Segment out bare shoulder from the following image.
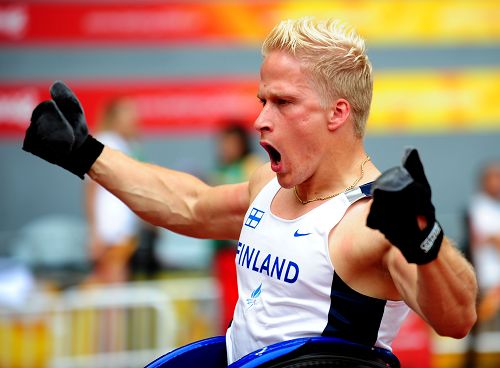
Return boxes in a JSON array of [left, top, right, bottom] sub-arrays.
[[329, 197, 401, 300], [332, 198, 390, 265], [248, 162, 275, 201]]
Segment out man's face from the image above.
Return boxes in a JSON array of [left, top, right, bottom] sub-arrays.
[[255, 50, 331, 188], [219, 132, 244, 165]]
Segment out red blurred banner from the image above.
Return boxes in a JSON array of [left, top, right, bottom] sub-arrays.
[[0, 2, 270, 45], [0, 79, 261, 138]]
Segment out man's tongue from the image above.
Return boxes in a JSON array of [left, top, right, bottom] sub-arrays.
[[268, 145, 282, 172]]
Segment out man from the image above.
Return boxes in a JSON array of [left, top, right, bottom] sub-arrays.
[[23, 17, 476, 365], [469, 162, 500, 321]]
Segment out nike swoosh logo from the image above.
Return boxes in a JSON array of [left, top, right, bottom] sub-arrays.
[[294, 230, 312, 237]]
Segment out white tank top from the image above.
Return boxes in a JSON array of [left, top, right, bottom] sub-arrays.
[[226, 178, 409, 364]]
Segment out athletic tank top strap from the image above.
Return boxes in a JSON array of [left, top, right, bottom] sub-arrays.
[[345, 182, 372, 204]]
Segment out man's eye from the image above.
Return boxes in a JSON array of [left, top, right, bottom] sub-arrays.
[[277, 99, 289, 105], [259, 99, 266, 106]]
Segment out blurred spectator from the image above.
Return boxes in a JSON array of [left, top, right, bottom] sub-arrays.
[[213, 124, 262, 185], [469, 161, 500, 322], [211, 123, 262, 332], [463, 161, 500, 368], [84, 97, 141, 284]]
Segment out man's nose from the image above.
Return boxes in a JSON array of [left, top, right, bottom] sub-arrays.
[[254, 105, 273, 133]]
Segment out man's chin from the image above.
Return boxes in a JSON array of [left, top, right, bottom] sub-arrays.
[[275, 173, 295, 190]]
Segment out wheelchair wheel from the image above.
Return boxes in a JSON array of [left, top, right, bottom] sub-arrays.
[[261, 353, 393, 368]]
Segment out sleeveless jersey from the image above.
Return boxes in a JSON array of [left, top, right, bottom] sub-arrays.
[[226, 178, 409, 364]]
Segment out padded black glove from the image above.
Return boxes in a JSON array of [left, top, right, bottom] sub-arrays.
[[23, 81, 104, 179], [367, 148, 443, 264]]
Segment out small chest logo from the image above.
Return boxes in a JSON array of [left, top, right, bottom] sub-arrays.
[[245, 207, 265, 229], [294, 229, 311, 237], [246, 283, 262, 309]]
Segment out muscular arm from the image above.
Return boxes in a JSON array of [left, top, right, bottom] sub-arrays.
[[21, 81, 253, 240], [88, 146, 250, 240], [367, 148, 477, 337], [385, 238, 477, 338]]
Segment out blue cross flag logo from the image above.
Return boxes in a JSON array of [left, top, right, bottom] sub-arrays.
[[245, 207, 265, 229]]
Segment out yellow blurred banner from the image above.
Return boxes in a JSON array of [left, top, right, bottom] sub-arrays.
[[369, 68, 500, 133], [279, 0, 499, 44]]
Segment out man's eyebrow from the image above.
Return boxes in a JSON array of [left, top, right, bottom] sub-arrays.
[[257, 91, 296, 100]]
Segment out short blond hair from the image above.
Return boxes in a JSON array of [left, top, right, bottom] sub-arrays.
[[262, 17, 373, 137]]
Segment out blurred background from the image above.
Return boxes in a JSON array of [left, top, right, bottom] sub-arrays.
[[0, 1, 499, 367]]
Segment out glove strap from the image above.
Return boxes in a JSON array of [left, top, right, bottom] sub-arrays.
[[416, 221, 444, 265]]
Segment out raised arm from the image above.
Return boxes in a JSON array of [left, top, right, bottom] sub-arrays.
[[368, 148, 477, 338], [89, 147, 249, 240], [23, 81, 249, 241]]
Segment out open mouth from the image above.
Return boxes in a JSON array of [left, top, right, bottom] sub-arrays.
[[261, 142, 281, 165]]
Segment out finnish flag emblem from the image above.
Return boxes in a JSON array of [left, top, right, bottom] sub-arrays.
[[245, 207, 265, 229]]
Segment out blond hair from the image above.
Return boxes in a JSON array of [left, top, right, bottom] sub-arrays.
[[262, 17, 373, 137]]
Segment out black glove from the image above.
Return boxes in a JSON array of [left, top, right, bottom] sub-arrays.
[[367, 148, 443, 264], [22, 81, 104, 179]]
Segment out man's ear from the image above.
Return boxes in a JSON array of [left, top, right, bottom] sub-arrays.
[[327, 98, 350, 131]]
